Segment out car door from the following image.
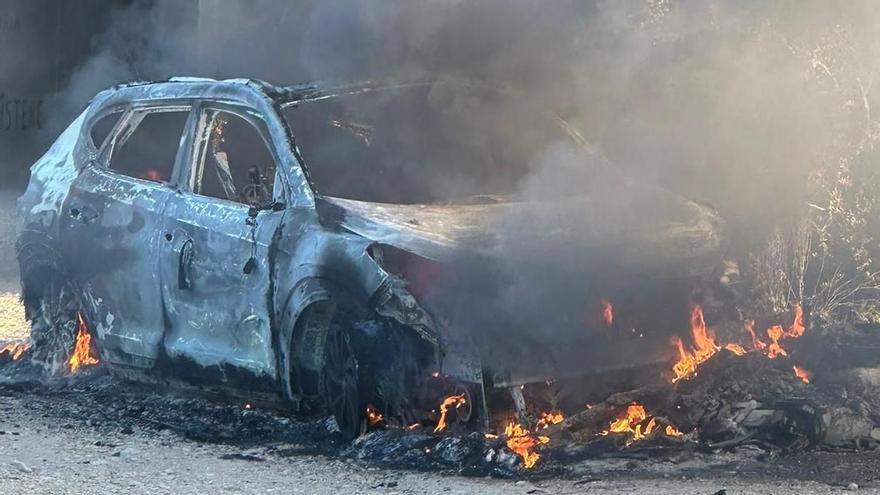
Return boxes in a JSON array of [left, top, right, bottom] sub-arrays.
[[60, 104, 195, 367], [158, 102, 283, 378]]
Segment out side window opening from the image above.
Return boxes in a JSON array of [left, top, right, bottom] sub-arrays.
[[89, 110, 123, 151], [194, 109, 276, 206], [107, 108, 190, 183]]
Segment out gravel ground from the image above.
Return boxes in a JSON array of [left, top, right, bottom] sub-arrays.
[[0, 191, 874, 494]]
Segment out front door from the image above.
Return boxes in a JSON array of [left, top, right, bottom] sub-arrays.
[[159, 104, 282, 378], [61, 105, 193, 367]]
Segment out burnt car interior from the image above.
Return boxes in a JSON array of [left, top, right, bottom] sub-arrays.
[[195, 108, 276, 207], [284, 85, 575, 204], [104, 108, 190, 184]]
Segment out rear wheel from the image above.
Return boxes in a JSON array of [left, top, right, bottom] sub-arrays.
[[24, 272, 81, 373]]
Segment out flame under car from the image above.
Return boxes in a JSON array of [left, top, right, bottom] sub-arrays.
[[15, 78, 728, 438]]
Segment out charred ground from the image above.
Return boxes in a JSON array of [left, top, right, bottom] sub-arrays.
[[1, 359, 880, 492]]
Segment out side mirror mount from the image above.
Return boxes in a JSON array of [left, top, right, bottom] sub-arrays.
[[248, 201, 285, 217], [246, 201, 284, 226]]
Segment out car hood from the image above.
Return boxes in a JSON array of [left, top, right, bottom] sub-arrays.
[[318, 182, 729, 279]]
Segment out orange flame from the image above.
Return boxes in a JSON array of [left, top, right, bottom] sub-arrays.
[[600, 403, 683, 446], [793, 365, 812, 384], [0, 341, 30, 361], [744, 304, 807, 359], [671, 305, 720, 383], [786, 304, 806, 339], [724, 343, 747, 356], [600, 298, 614, 326], [766, 325, 788, 359], [601, 404, 655, 444], [68, 313, 99, 373], [673, 304, 810, 382], [743, 319, 768, 351], [433, 394, 466, 433], [366, 404, 384, 426], [503, 422, 549, 469], [536, 411, 565, 430], [664, 424, 683, 437]]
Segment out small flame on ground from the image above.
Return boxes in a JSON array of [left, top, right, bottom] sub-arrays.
[[600, 404, 656, 444], [766, 325, 789, 358], [504, 422, 549, 469], [0, 341, 30, 361], [745, 303, 807, 359], [671, 305, 720, 383], [68, 313, 99, 373], [744, 319, 768, 351], [535, 411, 565, 430], [793, 365, 813, 384], [664, 424, 683, 437], [724, 343, 747, 356], [433, 394, 466, 433], [787, 304, 806, 338], [366, 404, 384, 426], [600, 298, 614, 326], [600, 403, 684, 446]]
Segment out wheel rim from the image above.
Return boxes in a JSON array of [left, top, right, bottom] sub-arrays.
[[323, 327, 361, 439]]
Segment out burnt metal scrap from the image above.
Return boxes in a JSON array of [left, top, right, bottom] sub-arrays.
[[14, 76, 728, 438]]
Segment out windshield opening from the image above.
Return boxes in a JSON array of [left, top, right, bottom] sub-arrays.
[[282, 84, 577, 204]]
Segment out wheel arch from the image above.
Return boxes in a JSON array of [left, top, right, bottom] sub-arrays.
[[276, 276, 359, 404]]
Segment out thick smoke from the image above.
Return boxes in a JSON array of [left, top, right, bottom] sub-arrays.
[[32, 0, 880, 362], [47, 0, 880, 231]]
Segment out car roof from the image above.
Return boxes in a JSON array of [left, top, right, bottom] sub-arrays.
[[93, 76, 514, 109]]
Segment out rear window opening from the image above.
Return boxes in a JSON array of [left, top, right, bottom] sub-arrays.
[[89, 110, 123, 150], [282, 84, 578, 204], [107, 108, 190, 183]]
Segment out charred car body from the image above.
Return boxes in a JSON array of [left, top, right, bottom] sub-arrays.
[[16, 78, 728, 437]]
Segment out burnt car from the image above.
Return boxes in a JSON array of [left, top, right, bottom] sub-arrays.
[[16, 78, 727, 437]]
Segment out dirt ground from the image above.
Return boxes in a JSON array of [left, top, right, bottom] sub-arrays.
[[0, 191, 875, 494]]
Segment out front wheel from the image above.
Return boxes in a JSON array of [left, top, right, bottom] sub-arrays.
[[321, 321, 365, 440]]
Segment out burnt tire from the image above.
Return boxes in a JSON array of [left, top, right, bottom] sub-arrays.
[[287, 300, 367, 440], [24, 271, 81, 373], [321, 319, 366, 440]]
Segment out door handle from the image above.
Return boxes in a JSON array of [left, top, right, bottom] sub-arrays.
[[178, 238, 194, 290]]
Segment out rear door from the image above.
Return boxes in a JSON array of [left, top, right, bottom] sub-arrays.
[[158, 102, 283, 378], [61, 104, 194, 367]]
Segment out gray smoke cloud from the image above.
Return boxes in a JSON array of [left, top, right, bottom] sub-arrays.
[[46, 0, 880, 235], [23, 0, 880, 363]]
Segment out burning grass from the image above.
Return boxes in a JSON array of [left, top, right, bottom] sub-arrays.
[[672, 303, 809, 383]]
